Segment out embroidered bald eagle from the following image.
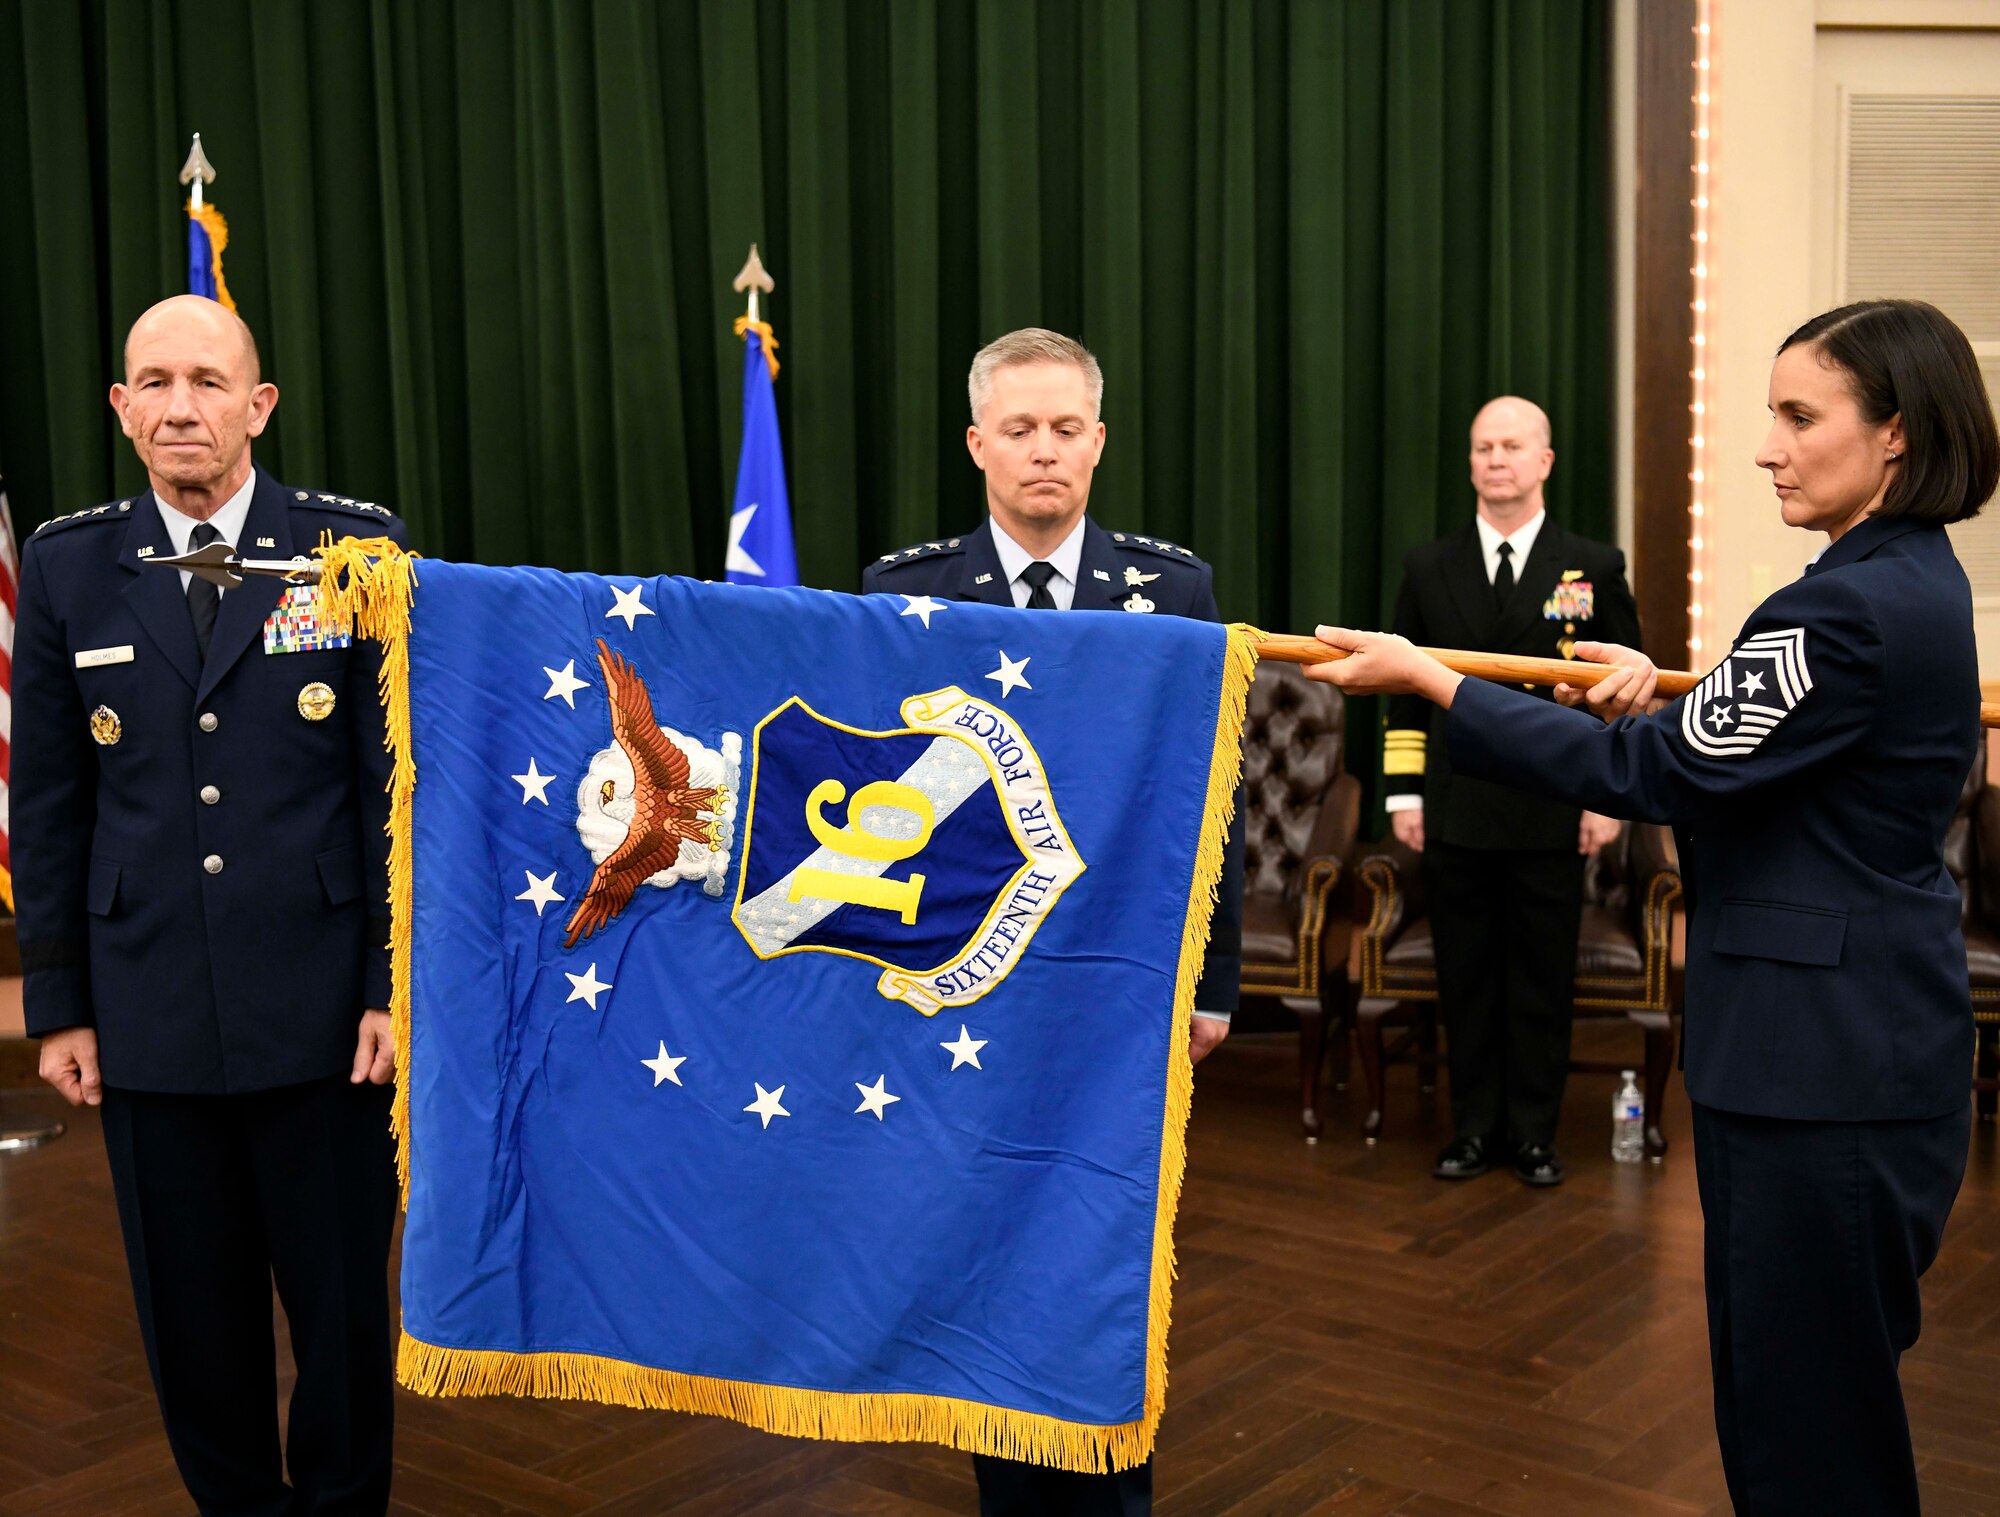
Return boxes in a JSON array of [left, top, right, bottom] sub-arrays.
[[565, 638, 729, 947]]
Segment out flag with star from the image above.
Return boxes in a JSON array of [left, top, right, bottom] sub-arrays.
[[724, 317, 796, 587], [319, 543, 1251, 1474]]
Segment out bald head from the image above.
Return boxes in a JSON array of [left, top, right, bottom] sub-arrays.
[[123, 295, 261, 386], [111, 295, 278, 513], [1468, 394, 1555, 521]]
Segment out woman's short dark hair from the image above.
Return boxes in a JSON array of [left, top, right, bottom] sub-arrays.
[[1778, 299, 1999, 524]]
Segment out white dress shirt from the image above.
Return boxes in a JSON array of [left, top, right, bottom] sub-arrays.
[[1387, 508, 1548, 816], [156, 472, 257, 593], [988, 514, 1086, 609]]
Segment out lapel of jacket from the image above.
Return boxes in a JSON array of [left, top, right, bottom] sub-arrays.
[[954, 520, 1016, 606], [196, 469, 295, 705], [1441, 522, 1499, 643], [118, 493, 203, 691], [1070, 517, 1124, 611], [1491, 517, 1567, 650]]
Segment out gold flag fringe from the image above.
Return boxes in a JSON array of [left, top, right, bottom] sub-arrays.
[[187, 201, 238, 314], [307, 535, 1255, 1472], [733, 314, 781, 379], [313, 534, 420, 1193]]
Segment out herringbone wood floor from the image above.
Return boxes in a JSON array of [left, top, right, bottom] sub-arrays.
[[6, 1027, 2000, 1516]]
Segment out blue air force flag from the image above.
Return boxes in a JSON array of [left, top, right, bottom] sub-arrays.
[[724, 321, 797, 586], [334, 550, 1250, 1471]]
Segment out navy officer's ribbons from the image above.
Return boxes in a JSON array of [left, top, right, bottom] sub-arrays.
[[317, 542, 1252, 1472]]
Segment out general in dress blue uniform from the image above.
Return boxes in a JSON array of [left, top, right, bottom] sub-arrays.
[[16, 296, 409, 1516], [865, 328, 1242, 1517], [1311, 299, 2000, 1516]]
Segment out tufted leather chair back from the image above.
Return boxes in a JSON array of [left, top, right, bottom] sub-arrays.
[[1944, 738, 1990, 926], [1240, 663, 1346, 902]]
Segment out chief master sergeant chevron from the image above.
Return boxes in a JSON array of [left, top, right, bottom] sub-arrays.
[[864, 327, 1244, 1517], [15, 295, 409, 1516]]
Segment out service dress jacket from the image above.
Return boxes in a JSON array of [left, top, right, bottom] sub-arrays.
[[13, 468, 409, 1094], [861, 517, 1244, 1008], [1446, 515, 1979, 1121], [1384, 518, 1644, 851]]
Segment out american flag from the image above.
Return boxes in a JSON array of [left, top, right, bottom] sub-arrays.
[[0, 476, 15, 912]]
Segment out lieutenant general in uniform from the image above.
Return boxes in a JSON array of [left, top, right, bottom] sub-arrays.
[[17, 295, 409, 1516], [864, 327, 1243, 1517], [1310, 298, 1998, 1516]]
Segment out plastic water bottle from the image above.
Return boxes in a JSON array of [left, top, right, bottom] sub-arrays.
[[1612, 1071, 1646, 1164]]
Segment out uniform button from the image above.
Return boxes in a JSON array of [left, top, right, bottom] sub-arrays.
[[200, 785, 221, 805], [199, 712, 219, 732], [203, 855, 224, 875]]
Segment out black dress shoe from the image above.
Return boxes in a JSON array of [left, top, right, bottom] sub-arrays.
[[1433, 1135, 1489, 1180], [1514, 1143, 1566, 1187]]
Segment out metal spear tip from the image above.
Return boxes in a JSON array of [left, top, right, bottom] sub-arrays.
[[178, 133, 217, 187], [149, 542, 322, 589], [732, 243, 774, 295]]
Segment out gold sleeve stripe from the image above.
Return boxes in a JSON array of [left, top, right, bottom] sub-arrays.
[[1382, 752, 1427, 775]]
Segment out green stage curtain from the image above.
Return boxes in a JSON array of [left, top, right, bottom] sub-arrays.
[[0, 0, 1607, 796]]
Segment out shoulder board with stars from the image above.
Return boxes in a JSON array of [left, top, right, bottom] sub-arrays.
[[876, 536, 966, 566], [32, 499, 134, 536], [292, 489, 395, 520], [1108, 531, 1203, 565]]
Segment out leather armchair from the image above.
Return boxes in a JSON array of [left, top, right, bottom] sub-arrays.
[[1236, 662, 1360, 1140], [1351, 820, 1683, 1157], [1944, 742, 2000, 1112]]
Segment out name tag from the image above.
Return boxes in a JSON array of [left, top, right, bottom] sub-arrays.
[[75, 646, 135, 669]]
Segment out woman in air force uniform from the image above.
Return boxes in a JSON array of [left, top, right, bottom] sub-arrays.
[[1308, 299, 2000, 1517]]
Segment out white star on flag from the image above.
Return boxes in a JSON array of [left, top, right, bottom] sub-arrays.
[[642, 1042, 686, 1087], [512, 758, 554, 804], [899, 594, 947, 629], [942, 1025, 987, 1070], [565, 962, 612, 1010], [744, 1082, 790, 1128], [606, 583, 656, 630], [543, 660, 588, 708], [726, 504, 765, 577], [854, 1075, 902, 1119], [516, 870, 564, 916], [984, 651, 1032, 699]]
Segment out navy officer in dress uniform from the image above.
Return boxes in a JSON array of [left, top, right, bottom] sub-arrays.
[[17, 294, 409, 1516], [1308, 298, 1999, 1517], [863, 327, 1243, 1517]]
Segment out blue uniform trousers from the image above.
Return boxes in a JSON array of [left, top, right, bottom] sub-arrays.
[[1693, 1101, 1968, 1516], [974, 1453, 1152, 1516], [100, 1077, 398, 1516]]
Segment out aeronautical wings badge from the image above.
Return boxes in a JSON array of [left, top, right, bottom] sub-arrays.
[[1681, 626, 1812, 759], [732, 686, 1086, 1015]]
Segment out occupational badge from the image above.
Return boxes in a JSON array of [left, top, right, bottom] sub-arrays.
[[567, 639, 742, 935], [733, 684, 1085, 1016], [263, 580, 354, 654], [89, 705, 122, 746], [1682, 626, 1812, 759], [297, 682, 338, 722], [1122, 592, 1155, 613]]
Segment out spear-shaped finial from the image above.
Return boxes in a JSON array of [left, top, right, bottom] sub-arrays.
[[733, 243, 774, 324], [179, 133, 216, 208]]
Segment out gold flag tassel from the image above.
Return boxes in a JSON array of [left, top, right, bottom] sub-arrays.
[[313, 533, 420, 1192]]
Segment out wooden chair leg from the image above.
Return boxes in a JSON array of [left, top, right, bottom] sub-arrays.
[[1643, 1018, 1675, 1160], [1297, 1003, 1326, 1143], [1322, 970, 1351, 1094], [1978, 1022, 1999, 1120], [1356, 996, 1392, 1145]]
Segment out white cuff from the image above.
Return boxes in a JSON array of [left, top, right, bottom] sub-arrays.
[[1384, 794, 1424, 813], [1192, 1009, 1231, 1025]]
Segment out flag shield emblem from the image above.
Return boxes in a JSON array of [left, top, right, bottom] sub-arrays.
[[1681, 626, 1813, 758], [734, 686, 1085, 1014]]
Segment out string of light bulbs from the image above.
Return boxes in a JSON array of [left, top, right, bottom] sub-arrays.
[[1687, 1, 1714, 661]]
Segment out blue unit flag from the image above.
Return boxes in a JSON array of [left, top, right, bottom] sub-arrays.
[[725, 320, 797, 586], [319, 545, 1252, 1470]]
